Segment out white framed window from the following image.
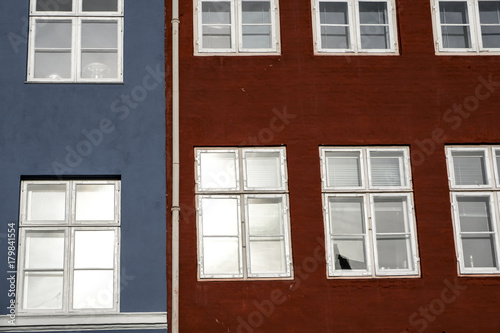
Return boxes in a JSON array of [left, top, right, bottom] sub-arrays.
[[312, 0, 399, 54], [446, 146, 500, 274], [194, 0, 281, 55], [27, 0, 123, 82], [320, 147, 420, 278], [195, 147, 293, 279], [432, 0, 500, 54], [16, 180, 120, 313]]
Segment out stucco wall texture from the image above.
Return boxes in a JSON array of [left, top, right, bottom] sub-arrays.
[[168, 0, 500, 332]]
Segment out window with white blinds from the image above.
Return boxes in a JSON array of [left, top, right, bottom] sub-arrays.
[[320, 147, 420, 278], [446, 146, 500, 274], [195, 147, 293, 279]]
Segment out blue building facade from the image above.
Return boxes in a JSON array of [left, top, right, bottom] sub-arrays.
[[0, 0, 167, 332]]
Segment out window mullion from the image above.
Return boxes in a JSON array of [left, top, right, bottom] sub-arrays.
[[241, 194, 248, 279]]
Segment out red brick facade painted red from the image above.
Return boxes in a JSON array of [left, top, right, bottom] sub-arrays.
[[167, 0, 500, 331]]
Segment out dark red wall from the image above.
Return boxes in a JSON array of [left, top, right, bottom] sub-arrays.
[[167, 0, 500, 331]]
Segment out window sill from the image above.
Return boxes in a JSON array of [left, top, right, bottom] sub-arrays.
[[435, 50, 500, 56], [313, 50, 400, 56], [194, 51, 281, 57], [25, 80, 125, 85], [0, 312, 167, 332]]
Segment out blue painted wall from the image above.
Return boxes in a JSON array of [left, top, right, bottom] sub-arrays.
[[0, 0, 167, 325]]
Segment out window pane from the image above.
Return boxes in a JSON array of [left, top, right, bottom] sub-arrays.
[[360, 25, 389, 49], [202, 26, 232, 48], [81, 51, 118, 79], [376, 236, 412, 270], [82, 0, 118, 12], [321, 26, 350, 49], [248, 240, 285, 274], [242, 25, 272, 48], [74, 230, 115, 269], [34, 52, 72, 79], [440, 1, 469, 24], [202, 2, 231, 24], [479, 1, 500, 23], [203, 238, 240, 275], [23, 272, 63, 310], [329, 197, 365, 234], [452, 151, 487, 185], [326, 151, 361, 187], [248, 197, 283, 236], [480, 26, 500, 48], [242, 1, 271, 23], [442, 25, 472, 48], [373, 197, 408, 233], [200, 152, 237, 189], [333, 238, 367, 269], [35, 21, 72, 49], [320, 2, 349, 24], [36, 0, 72, 11], [245, 152, 282, 188], [496, 150, 500, 181], [457, 197, 493, 232], [359, 2, 387, 24], [75, 184, 115, 221], [201, 197, 239, 236], [462, 234, 497, 268], [73, 270, 114, 309], [25, 231, 65, 269], [82, 22, 118, 49], [26, 184, 66, 221], [370, 151, 405, 187]]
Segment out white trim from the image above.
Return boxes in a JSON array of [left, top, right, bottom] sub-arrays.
[[445, 146, 492, 189], [195, 147, 293, 280], [312, 0, 399, 55], [319, 146, 420, 278], [432, 0, 500, 54], [0, 312, 167, 332], [27, 0, 124, 83], [195, 0, 281, 55]]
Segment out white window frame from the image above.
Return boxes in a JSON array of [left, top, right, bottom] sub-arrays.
[[312, 0, 399, 55], [195, 147, 293, 280], [194, 0, 281, 55], [320, 147, 420, 278], [432, 0, 500, 54], [16, 180, 121, 315], [446, 145, 500, 275], [27, 0, 124, 82]]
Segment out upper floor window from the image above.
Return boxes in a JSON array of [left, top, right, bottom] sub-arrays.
[[195, 147, 293, 279], [16, 180, 120, 313], [432, 0, 500, 53], [194, 0, 281, 55], [446, 146, 500, 274], [27, 0, 123, 82], [312, 0, 399, 54], [320, 147, 420, 277]]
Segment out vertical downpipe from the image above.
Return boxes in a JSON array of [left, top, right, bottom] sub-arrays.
[[171, 0, 180, 330]]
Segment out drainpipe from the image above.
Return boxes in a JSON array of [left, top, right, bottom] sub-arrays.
[[171, 0, 180, 330]]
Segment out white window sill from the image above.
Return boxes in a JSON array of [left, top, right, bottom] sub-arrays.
[[0, 312, 167, 332], [194, 51, 281, 56], [314, 50, 400, 56]]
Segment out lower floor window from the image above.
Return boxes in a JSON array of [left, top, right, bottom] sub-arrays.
[[324, 193, 420, 277], [17, 180, 120, 313]]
